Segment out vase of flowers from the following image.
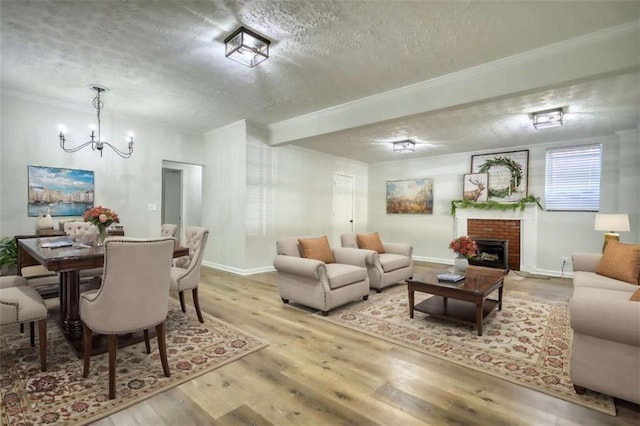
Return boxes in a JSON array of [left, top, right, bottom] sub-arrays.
[[448, 236, 477, 272], [84, 206, 119, 246]]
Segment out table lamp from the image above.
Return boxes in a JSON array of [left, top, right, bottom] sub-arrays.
[[594, 213, 630, 252]]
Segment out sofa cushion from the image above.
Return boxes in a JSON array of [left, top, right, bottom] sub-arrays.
[[357, 232, 385, 254], [298, 236, 335, 264], [379, 253, 411, 273], [573, 271, 639, 292], [631, 288, 640, 302], [325, 263, 367, 289], [276, 239, 302, 257], [595, 240, 640, 285]]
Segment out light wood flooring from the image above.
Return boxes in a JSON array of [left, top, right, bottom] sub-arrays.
[[93, 262, 640, 425]]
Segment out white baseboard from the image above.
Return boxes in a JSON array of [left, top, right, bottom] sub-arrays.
[[202, 261, 275, 276], [202, 258, 573, 279]]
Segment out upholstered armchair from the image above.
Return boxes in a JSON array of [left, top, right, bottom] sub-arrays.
[[80, 237, 175, 399], [171, 226, 209, 323], [0, 275, 48, 371], [273, 237, 371, 315], [341, 232, 413, 292], [161, 224, 178, 239]]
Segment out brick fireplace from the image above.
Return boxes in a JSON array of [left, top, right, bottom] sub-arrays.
[[467, 219, 521, 271], [453, 204, 538, 272]]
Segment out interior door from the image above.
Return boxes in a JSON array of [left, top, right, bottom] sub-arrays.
[[162, 168, 182, 241], [332, 173, 355, 246]]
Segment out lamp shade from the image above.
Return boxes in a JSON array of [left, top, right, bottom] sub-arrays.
[[594, 214, 630, 232]]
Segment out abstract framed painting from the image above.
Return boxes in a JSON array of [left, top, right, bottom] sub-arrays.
[[27, 165, 94, 217], [462, 173, 489, 202], [471, 150, 528, 202], [386, 178, 433, 214]]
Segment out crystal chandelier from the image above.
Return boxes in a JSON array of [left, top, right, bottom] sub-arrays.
[[58, 85, 134, 158]]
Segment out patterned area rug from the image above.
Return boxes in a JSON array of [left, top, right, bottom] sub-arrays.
[[0, 300, 268, 425], [316, 285, 616, 415]]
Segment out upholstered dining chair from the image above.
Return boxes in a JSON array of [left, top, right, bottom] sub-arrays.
[[63, 221, 103, 282], [161, 224, 178, 239], [170, 226, 209, 323], [80, 237, 175, 399], [0, 275, 48, 371]]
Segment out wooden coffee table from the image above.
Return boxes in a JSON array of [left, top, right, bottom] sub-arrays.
[[407, 266, 508, 336]]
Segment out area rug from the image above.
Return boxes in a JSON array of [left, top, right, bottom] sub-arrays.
[[316, 285, 616, 415], [0, 300, 268, 425]]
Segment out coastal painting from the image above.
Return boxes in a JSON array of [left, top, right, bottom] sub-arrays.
[[386, 178, 433, 214], [28, 165, 94, 217]]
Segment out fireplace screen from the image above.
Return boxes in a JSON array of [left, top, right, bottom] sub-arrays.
[[469, 239, 509, 270]]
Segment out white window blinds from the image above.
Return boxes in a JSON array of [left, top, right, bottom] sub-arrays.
[[545, 144, 602, 211]]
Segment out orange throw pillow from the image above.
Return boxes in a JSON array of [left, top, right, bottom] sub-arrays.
[[595, 240, 640, 285], [298, 236, 335, 264], [630, 288, 640, 302], [357, 232, 385, 254]]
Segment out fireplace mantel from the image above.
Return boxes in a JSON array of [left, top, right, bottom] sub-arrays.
[[454, 204, 538, 272]]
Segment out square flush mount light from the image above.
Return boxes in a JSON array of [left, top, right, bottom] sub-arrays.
[[224, 26, 271, 67], [532, 107, 564, 129], [393, 140, 416, 152]]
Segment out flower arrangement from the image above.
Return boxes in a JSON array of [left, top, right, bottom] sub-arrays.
[[448, 236, 477, 258], [84, 205, 120, 228]]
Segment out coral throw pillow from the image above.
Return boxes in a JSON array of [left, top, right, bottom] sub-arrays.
[[357, 232, 385, 254], [630, 288, 640, 302], [595, 240, 640, 285], [298, 236, 335, 264]]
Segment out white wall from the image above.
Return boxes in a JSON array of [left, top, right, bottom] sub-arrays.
[[368, 130, 640, 275], [202, 120, 368, 273], [0, 93, 204, 239]]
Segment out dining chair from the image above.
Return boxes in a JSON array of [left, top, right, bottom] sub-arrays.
[[161, 224, 178, 239], [0, 275, 48, 371], [63, 221, 103, 282], [79, 237, 175, 399], [170, 226, 209, 323]]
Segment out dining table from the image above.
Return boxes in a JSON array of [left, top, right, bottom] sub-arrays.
[[18, 237, 189, 357]]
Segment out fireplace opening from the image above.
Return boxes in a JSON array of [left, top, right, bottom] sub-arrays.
[[469, 238, 509, 270]]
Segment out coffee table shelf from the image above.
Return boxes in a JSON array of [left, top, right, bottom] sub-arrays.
[[414, 296, 501, 329]]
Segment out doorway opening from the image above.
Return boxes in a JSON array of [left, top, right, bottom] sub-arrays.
[[161, 160, 203, 244]]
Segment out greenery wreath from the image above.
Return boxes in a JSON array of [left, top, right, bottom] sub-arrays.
[[478, 156, 523, 198]]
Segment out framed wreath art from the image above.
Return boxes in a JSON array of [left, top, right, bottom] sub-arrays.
[[471, 150, 528, 202]]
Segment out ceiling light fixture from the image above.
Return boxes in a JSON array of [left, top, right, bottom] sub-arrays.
[[393, 140, 416, 153], [224, 26, 271, 68], [58, 85, 134, 158], [532, 107, 564, 129]]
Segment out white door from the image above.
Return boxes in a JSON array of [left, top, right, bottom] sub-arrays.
[[162, 168, 182, 241], [332, 173, 355, 246]]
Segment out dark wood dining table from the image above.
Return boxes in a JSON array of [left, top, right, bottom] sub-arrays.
[[18, 237, 188, 357]]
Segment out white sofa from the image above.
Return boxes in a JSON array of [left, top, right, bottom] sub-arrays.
[[569, 253, 640, 404]]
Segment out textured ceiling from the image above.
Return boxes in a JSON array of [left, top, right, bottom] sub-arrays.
[[1, 0, 639, 163]]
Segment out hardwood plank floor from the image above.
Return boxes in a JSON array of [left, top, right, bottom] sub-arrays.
[[93, 262, 640, 425]]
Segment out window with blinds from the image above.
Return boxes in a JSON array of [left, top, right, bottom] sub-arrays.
[[545, 144, 602, 211]]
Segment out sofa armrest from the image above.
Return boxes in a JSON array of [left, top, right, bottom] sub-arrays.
[[572, 253, 602, 273], [333, 247, 376, 267], [383, 242, 413, 258], [570, 291, 640, 346], [273, 255, 324, 280]]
